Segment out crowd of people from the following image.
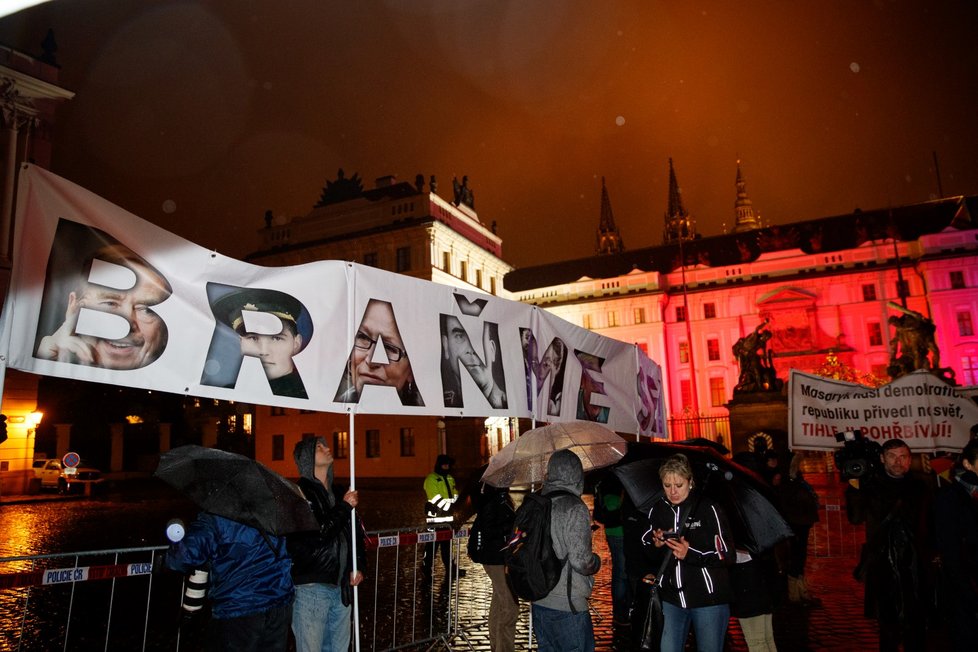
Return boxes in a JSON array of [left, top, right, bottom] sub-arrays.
[[162, 433, 978, 652]]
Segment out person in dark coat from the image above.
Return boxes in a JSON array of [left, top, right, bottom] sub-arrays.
[[642, 454, 733, 652], [846, 439, 934, 652], [467, 482, 517, 652], [775, 453, 821, 606], [287, 436, 365, 652], [933, 439, 978, 651], [729, 549, 779, 651], [165, 513, 294, 652]]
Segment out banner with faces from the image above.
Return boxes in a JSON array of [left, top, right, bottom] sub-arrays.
[[1, 165, 665, 437]]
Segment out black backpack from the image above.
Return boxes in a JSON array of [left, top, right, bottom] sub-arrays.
[[503, 490, 576, 610]]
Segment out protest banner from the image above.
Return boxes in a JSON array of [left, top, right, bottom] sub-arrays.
[[789, 368, 978, 452], [0, 165, 666, 437]]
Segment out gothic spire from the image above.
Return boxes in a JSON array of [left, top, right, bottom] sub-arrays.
[[663, 158, 697, 244], [733, 160, 761, 232], [596, 176, 624, 255]]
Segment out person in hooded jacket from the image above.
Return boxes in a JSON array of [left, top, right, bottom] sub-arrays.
[[287, 437, 365, 652], [532, 449, 601, 652], [423, 454, 466, 579], [642, 453, 733, 652], [165, 512, 293, 652]]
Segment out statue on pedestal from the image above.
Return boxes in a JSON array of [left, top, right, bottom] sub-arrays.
[[733, 319, 783, 394], [887, 303, 952, 381]]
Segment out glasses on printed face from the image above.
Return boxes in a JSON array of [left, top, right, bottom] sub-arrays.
[[354, 331, 407, 362]]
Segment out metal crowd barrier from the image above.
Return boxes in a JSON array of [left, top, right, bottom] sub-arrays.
[[0, 526, 469, 652]]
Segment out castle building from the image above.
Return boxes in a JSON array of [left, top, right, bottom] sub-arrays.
[[506, 161, 978, 450]]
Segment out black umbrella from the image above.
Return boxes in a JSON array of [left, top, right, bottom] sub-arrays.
[[154, 445, 319, 536], [613, 441, 793, 554]]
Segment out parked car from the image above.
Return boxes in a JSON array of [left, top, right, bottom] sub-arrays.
[[33, 459, 104, 494]]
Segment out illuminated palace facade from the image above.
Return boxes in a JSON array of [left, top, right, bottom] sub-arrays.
[[506, 162, 978, 450], [246, 172, 517, 481]]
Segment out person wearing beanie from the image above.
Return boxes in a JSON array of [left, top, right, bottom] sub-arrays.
[[423, 454, 466, 580], [287, 437, 365, 652], [532, 449, 601, 651]]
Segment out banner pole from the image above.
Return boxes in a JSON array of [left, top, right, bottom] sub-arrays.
[[347, 264, 361, 652]]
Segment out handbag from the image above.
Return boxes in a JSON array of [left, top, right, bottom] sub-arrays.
[[639, 576, 666, 651]]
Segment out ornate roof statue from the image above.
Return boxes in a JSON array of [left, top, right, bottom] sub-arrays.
[[452, 175, 475, 209], [315, 168, 364, 207]]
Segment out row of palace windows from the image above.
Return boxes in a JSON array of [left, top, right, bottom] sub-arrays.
[[585, 271, 968, 330], [269, 428, 416, 462], [677, 338, 723, 364], [679, 377, 729, 409], [361, 246, 413, 273], [441, 251, 498, 294]]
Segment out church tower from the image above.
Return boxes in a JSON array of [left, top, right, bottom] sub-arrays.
[[596, 176, 624, 254], [733, 160, 762, 232], [663, 158, 697, 244]]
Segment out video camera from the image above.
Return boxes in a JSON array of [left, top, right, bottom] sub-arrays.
[[833, 429, 882, 481]]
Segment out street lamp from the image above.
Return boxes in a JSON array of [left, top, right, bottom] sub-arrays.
[[28, 411, 43, 431]]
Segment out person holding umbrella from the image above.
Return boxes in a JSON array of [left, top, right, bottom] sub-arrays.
[[287, 437, 365, 652], [642, 453, 733, 652], [164, 513, 294, 652]]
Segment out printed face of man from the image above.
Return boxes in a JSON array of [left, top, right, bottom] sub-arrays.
[[353, 301, 411, 393], [443, 315, 492, 378], [240, 326, 302, 380], [75, 261, 170, 370], [881, 445, 912, 478]]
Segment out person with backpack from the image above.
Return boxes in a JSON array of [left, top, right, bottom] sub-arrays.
[[594, 471, 631, 625], [530, 449, 601, 651], [468, 482, 518, 652]]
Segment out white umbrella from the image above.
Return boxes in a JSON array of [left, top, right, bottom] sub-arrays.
[[480, 421, 627, 487]]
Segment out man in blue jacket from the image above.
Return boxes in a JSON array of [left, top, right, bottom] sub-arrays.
[[166, 513, 294, 652]]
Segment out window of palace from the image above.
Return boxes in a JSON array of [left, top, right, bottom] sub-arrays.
[[400, 428, 415, 457], [366, 429, 381, 458]]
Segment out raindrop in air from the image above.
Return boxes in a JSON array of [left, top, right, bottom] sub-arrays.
[[162, 199, 177, 214], [850, 62, 860, 73], [615, 116, 626, 127]]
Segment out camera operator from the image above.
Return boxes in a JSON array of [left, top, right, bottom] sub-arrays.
[[845, 438, 935, 652]]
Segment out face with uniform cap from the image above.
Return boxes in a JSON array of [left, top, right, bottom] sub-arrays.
[[213, 288, 309, 381], [238, 315, 303, 380]]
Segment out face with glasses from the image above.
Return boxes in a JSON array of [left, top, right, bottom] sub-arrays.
[[350, 300, 413, 396]]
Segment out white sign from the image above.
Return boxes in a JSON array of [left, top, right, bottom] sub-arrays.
[[0, 166, 666, 436], [788, 369, 978, 453]]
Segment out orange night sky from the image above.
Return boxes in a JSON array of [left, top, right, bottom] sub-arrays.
[[1, 0, 976, 270]]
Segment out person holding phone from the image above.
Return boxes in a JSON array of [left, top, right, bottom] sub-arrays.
[[641, 454, 734, 652]]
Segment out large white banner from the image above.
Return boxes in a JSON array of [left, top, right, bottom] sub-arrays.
[[789, 369, 978, 453], [0, 165, 666, 436]]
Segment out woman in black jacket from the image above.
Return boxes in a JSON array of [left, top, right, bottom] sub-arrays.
[[642, 454, 733, 652]]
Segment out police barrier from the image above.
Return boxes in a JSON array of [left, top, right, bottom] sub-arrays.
[[0, 527, 470, 652]]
